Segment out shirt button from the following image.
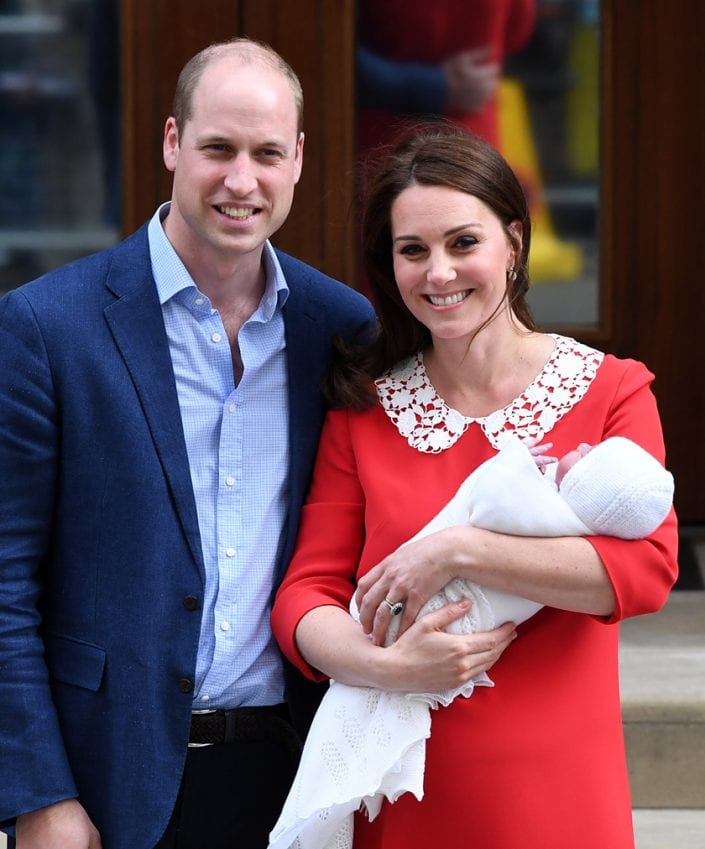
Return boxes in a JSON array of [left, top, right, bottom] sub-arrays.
[[195, 297, 204, 306], [211, 332, 222, 343], [228, 404, 236, 413], [178, 678, 194, 694], [220, 621, 230, 631], [225, 547, 235, 558], [225, 476, 235, 487], [183, 595, 199, 611]]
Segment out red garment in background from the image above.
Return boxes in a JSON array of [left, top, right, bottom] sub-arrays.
[[358, 0, 536, 151]]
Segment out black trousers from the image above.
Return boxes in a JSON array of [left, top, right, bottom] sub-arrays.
[[153, 731, 301, 849]]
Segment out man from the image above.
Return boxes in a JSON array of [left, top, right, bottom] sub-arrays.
[[0, 38, 374, 849]]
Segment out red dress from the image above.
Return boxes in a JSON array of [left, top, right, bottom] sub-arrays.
[[272, 336, 678, 849]]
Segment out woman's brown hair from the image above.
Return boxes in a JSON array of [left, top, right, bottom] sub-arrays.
[[326, 121, 536, 409]]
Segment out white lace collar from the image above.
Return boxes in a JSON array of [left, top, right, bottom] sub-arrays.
[[374, 334, 604, 454]]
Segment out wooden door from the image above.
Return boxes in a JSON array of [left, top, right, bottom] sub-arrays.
[[598, 0, 705, 522]]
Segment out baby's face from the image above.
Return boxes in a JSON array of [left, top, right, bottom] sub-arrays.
[[556, 443, 593, 487]]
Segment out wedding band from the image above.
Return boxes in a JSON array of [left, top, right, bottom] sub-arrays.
[[383, 598, 404, 616]]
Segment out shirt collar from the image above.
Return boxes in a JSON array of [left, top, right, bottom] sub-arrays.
[[148, 202, 289, 316]]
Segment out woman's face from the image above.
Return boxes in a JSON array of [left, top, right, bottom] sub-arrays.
[[390, 184, 520, 345]]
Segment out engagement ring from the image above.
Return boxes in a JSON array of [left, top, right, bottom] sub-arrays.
[[383, 598, 404, 616]]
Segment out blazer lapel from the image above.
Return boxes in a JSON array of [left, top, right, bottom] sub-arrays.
[[102, 232, 204, 577], [285, 286, 326, 477], [278, 276, 330, 583]]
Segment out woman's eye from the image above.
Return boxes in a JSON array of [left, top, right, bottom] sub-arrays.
[[399, 244, 424, 257], [454, 236, 478, 249]]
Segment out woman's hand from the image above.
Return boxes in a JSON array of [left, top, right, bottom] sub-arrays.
[[355, 526, 467, 646], [294, 600, 517, 695], [378, 600, 517, 693]]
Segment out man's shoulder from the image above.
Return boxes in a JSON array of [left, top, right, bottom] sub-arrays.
[[275, 249, 373, 317], [7, 225, 150, 306]]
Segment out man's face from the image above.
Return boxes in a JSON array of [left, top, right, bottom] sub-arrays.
[[163, 57, 304, 267]]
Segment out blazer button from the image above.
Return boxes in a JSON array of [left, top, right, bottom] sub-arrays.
[[183, 595, 199, 610], [178, 678, 194, 694]]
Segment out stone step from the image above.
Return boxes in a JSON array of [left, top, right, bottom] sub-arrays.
[[3, 813, 703, 849], [633, 809, 705, 849], [620, 590, 705, 808], [3, 814, 702, 848]]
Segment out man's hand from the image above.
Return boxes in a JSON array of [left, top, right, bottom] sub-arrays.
[[443, 47, 499, 113], [16, 799, 102, 849]]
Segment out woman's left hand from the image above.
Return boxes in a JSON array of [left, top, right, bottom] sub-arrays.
[[354, 527, 464, 645]]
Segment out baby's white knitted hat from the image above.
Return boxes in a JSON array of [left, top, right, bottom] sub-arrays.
[[559, 436, 674, 539]]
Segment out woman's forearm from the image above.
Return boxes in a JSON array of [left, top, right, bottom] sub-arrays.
[[294, 605, 391, 687], [449, 526, 616, 616], [355, 525, 617, 645]]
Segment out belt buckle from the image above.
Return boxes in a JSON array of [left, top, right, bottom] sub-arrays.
[[188, 707, 218, 748]]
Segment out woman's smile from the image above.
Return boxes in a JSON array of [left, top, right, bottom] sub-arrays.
[[426, 290, 472, 307]]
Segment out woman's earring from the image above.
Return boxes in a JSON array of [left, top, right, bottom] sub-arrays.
[[508, 267, 518, 281]]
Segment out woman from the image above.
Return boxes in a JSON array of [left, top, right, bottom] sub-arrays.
[[271, 124, 678, 848]]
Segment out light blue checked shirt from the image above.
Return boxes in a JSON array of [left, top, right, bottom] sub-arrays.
[[148, 203, 289, 709]]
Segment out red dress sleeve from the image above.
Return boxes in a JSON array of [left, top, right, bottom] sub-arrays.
[[272, 410, 365, 680], [582, 357, 678, 622]]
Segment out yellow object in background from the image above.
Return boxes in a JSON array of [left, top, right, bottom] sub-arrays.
[[566, 23, 599, 177], [498, 77, 583, 282]]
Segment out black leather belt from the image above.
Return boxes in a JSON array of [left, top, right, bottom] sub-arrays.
[[189, 704, 300, 755]]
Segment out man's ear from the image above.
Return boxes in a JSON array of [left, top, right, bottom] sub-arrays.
[[163, 117, 179, 173], [293, 132, 305, 184]]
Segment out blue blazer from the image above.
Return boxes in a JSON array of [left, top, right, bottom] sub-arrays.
[[0, 225, 374, 848]]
